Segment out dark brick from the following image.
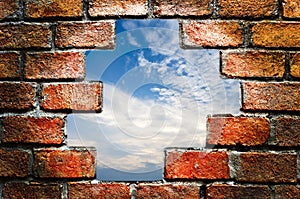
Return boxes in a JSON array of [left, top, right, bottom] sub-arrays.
[[274, 185, 300, 199], [0, 52, 20, 79], [272, 117, 300, 146], [0, 0, 19, 20]]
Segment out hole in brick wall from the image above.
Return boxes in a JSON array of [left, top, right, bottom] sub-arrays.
[[66, 19, 241, 181]]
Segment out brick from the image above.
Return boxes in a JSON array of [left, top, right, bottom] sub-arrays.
[[283, 0, 300, 18], [221, 50, 285, 78], [25, 52, 85, 80], [252, 22, 300, 48], [207, 116, 270, 146], [89, 0, 147, 17], [33, 147, 96, 178], [182, 20, 243, 47], [55, 22, 115, 49], [272, 117, 300, 146], [274, 185, 300, 199], [0, 148, 30, 177], [0, 0, 19, 20], [41, 82, 102, 112], [206, 184, 271, 199], [0, 52, 20, 79], [165, 150, 229, 180], [68, 183, 129, 199], [290, 53, 300, 78], [136, 184, 199, 199], [0, 23, 52, 49], [242, 82, 300, 111], [1, 116, 65, 145], [0, 82, 36, 111], [219, 0, 277, 18], [153, 0, 212, 16], [25, 0, 82, 18], [234, 152, 297, 183], [2, 182, 62, 199]]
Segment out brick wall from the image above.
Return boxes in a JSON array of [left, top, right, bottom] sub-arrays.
[[0, 0, 299, 198]]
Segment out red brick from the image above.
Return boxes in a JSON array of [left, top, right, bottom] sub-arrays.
[[25, 0, 82, 18], [1, 116, 65, 145], [68, 182, 130, 199], [165, 150, 229, 180], [242, 82, 300, 111], [274, 185, 300, 199], [136, 184, 199, 199], [0, 52, 20, 79], [182, 20, 243, 47], [290, 53, 300, 78], [2, 182, 62, 199], [0, 23, 52, 49], [0, 148, 30, 177], [252, 22, 300, 48], [0, 0, 19, 20], [55, 22, 115, 49], [206, 184, 271, 199], [89, 0, 147, 16], [25, 52, 85, 80], [221, 50, 285, 78], [41, 82, 102, 112], [283, 0, 300, 18], [219, 0, 277, 18], [0, 82, 36, 111], [153, 0, 212, 16], [273, 117, 300, 146], [33, 147, 96, 178], [234, 152, 297, 183], [207, 116, 270, 146]]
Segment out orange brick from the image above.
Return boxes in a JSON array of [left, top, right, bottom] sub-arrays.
[[273, 117, 300, 146], [290, 53, 300, 78], [252, 22, 300, 48], [275, 185, 300, 199], [182, 20, 243, 47], [25, 52, 85, 80], [221, 50, 285, 78], [0, 0, 19, 20], [0, 52, 20, 79], [283, 0, 300, 18]]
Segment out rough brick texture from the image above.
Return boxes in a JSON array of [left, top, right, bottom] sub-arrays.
[[55, 22, 115, 49], [68, 183, 129, 199], [0, 148, 30, 177], [0, 52, 20, 79], [242, 82, 300, 111], [252, 22, 300, 48], [0, 0, 19, 20], [33, 148, 96, 178], [283, 0, 300, 18], [221, 50, 285, 78], [272, 117, 300, 146], [1, 116, 65, 145], [0, 82, 36, 111], [25, 52, 85, 80], [2, 182, 62, 199], [274, 185, 300, 199], [207, 116, 270, 146], [165, 150, 229, 180], [290, 53, 300, 78], [182, 21, 243, 47], [153, 0, 212, 16], [25, 0, 82, 18]]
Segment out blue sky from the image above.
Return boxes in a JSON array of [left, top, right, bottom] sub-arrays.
[[67, 19, 241, 181]]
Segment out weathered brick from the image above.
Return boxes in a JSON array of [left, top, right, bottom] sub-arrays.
[[25, 52, 85, 80], [219, 0, 277, 18], [206, 184, 271, 199], [0, 23, 52, 49], [290, 53, 300, 78], [68, 183, 130, 199], [0, 148, 30, 177], [283, 0, 300, 18], [242, 82, 300, 111], [153, 0, 212, 16], [0, 52, 20, 79], [41, 82, 102, 112], [252, 22, 300, 48], [55, 22, 115, 49], [1, 116, 65, 145], [182, 20, 243, 47], [221, 50, 285, 78], [272, 117, 300, 146], [89, 0, 147, 16], [2, 182, 62, 199], [136, 184, 199, 199], [274, 185, 300, 199], [165, 150, 229, 180], [0, 0, 19, 20], [33, 147, 96, 178], [233, 152, 297, 183], [0, 82, 36, 111], [207, 116, 270, 146], [25, 0, 82, 18]]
